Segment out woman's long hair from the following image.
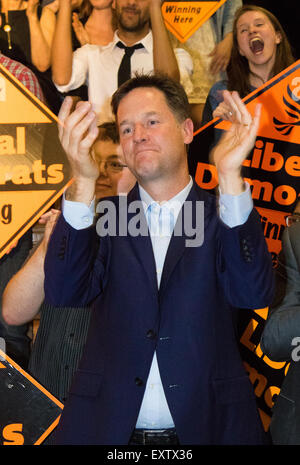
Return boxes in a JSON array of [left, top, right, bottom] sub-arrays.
[[78, 0, 117, 30], [227, 5, 295, 97]]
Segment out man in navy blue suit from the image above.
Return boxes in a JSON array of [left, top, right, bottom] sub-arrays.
[[44, 73, 274, 445]]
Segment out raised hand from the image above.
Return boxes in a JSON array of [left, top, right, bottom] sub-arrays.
[[58, 97, 99, 204], [209, 33, 232, 75], [72, 12, 90, 46], [211, 90, 261, 195]]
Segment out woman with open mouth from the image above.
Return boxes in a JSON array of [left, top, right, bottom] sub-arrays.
[[201, 4, 295, 128]]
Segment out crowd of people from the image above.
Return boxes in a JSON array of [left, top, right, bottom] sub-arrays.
[[0, 0, 299, 446]]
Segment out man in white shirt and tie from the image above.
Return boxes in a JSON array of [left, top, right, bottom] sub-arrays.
[[52, 0, 193, 124]]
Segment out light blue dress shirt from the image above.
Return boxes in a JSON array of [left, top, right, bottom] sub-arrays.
[[62, 178, 253, 428]]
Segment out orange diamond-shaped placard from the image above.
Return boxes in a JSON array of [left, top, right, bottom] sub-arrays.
[[190, 60, 300, 220], [162, 0, 228, 43], [215, 61, 300, 143], [0, 63, 72, 259], [0, 349, 63, 445]]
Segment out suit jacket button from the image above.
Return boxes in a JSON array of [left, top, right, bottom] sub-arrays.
[[135, 377, 143, 386], [146, 329, 156, 339]]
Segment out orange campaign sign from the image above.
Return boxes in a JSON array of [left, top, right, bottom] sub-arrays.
[[0, 63, 72, 259], [191, 59, 300, 261], [162, 0, 228, 42], [0, 349, 63, 445], [188, 60, 300, 431]]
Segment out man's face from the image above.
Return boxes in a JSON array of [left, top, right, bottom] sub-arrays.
[[114, 0, 150, 32], [117, 87, 193, 188], [93, 138, 136, 199]]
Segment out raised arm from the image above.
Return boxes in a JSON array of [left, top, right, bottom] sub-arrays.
[[209, 32, 233, 75], [150, 0, 180, 81], [26, 0, 52, 71], [43, 99, 103, 307], [51, 0, 74, 85], [39, 0, 59, 53], [2, 210, 60, 326], [209, 0, 241, 74]]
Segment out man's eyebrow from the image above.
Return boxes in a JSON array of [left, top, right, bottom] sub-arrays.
[[95, 154, 120, 160], [119, 111, 160, 127], [106, 154, 121, 160]]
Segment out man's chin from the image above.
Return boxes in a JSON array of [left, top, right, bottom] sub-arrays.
[[119, 17, 148, 33]]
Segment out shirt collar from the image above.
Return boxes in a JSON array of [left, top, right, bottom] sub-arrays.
[[113, 30, 153, 53], [139, 176, 193, 214]]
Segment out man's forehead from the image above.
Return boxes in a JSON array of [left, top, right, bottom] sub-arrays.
[[117, 87, 170, 123], [93, 139, 123, 157]]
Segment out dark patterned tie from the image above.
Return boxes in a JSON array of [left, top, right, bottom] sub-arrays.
[[116, 41, 144, 87]]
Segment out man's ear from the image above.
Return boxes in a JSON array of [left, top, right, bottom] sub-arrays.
[[182, 118, 194, 145]]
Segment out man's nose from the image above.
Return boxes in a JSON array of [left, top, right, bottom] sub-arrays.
[[98, 161, 109, 176], [126, 0, 138, 6], [133, 124, 147, 143]]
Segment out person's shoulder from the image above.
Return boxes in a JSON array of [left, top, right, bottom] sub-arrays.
[[0, 54, 39, 84], [75, 43, 110, 56], [208, 79, 228, 95], [286, 221, 300, 252]]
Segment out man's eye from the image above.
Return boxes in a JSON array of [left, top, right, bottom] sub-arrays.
[[110, 162, 122, 168], [148, 120, 158, 126], [122, 127, 131, 135]]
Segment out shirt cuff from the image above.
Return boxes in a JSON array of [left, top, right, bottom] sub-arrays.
[[62, 193, 95, 230], [219, 182, 253, 228]]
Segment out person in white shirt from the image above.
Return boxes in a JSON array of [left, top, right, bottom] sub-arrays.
[[51, 0, 193, 123]]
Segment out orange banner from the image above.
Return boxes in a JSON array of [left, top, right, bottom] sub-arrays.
[[189, 60, 300, 430]]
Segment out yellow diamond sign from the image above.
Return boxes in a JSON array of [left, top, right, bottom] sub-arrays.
[[162, 0, 228, 42], [0, 63, 72, 259]]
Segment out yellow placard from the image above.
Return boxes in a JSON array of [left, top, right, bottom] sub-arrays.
[[0, 63, 72, 258], [162, 0, 228, 42]]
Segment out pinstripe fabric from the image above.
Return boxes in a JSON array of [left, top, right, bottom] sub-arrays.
[[28, 302, 91, 402]]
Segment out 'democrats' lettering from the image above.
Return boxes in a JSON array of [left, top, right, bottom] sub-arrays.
[[0, 160, 64, 185], [0, 127, 25, 155], [196, 137, 299, 209], [2, 424, 24, 445]]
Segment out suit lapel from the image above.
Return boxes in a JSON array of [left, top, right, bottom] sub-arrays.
[[159, 181, 214, 298], [125, 184, 158, 293]]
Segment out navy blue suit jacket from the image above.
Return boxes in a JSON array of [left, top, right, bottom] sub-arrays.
[[44, 182, 274, 445]]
